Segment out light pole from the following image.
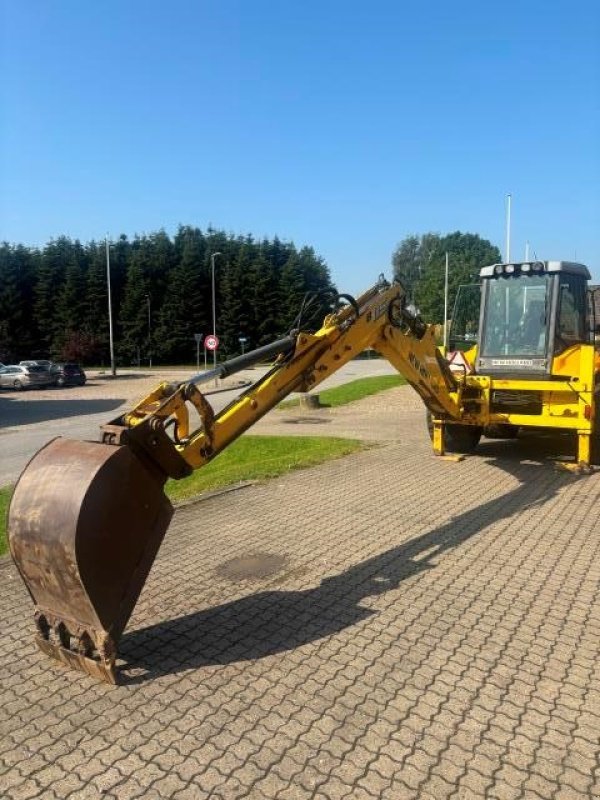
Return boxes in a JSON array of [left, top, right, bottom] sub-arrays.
[[505, 193, 512, 263], [210, 252, 222, 370], [145, 294, 152, 368], [105, 235, 116, 377], [443, 252, 449, 350]]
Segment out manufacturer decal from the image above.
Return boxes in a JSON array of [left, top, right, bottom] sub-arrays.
[[491, 359, 535, 367], [409, 351, 431, 380]]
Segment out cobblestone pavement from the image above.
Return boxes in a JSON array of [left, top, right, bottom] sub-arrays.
[[1, 387, 599, 799]]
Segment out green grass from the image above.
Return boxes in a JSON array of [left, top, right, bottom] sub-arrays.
[[0, 486, 12, 557], [279, 374, 407, 410], [166, 435, 364, 503], [0, 436, 364, 555]]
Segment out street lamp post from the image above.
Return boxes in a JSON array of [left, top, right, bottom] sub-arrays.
[[105, 235, 116, 377], [443, 252, 449, 350], [210, 252, 222, 371], [505, 193, 512, 263], [145, 294, 152, 368]]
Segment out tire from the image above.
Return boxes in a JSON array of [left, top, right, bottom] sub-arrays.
[[426, 411, 482, 453], [13, 379, 24, 391], [56, 376, 65, 387], [483, 424, 519, 440], [591, 401, 600, 465]]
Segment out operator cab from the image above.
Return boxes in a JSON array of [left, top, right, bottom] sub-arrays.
[[476, 261, 591, 378]]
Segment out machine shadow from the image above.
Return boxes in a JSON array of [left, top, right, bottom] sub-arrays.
[[121, 439, 578, 684], [0, 398, 125, 428]]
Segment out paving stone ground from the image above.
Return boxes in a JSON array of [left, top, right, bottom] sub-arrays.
[[1, 386, 599, 799]]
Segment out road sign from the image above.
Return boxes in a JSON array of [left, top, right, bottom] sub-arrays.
[[447, 350, 473, 374], [193, 333, 203, 343], [205, 334, 219, 351]]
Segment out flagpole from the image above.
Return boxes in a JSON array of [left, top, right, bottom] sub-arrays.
[[443, 252, 449, 349]]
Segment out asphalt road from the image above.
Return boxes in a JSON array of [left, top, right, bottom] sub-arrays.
[[0, 359, 396, 487]]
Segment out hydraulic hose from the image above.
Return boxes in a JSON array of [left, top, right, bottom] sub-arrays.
[[186, 335, 297, 387]]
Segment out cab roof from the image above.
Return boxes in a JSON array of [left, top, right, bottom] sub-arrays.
[[480, 261, 590, 279]]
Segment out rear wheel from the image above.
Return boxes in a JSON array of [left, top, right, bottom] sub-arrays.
[[591, 436, 600, 466], [13, 379, 24, 391], [591, 400, 600, 465], [426, 412, 482, 453], [445, 423, 483, 453], [56, 376, 65, 387]]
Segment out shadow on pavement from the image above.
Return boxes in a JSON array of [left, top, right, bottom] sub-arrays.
[[0, 397, 125, 428], [122, 436, 580, 683]]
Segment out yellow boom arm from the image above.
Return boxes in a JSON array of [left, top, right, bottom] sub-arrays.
[[7, 277, 464, 684], [107, 279, 462, 478]]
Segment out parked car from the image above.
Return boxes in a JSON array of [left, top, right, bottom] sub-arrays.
[[19, 359, 59, 373], [53, 363, 87, 387], [0, 364, 56, 390]]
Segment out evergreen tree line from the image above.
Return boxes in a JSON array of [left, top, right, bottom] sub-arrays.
[[0, 227, 336, 366]]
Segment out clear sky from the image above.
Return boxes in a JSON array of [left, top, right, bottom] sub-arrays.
[[1, 0, 599, 293]]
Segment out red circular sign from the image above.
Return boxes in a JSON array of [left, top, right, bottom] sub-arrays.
[[205, 334, 219, 351]]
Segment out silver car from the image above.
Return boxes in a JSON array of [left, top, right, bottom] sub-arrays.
[[0, 364, 56, 390], [20, 359, 54, 368]]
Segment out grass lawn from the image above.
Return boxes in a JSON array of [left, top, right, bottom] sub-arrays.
[[166, 435, 364, 503], [278, 374, 406, 410], [0, 486, 11, 557], [0, 435, 364, 556]]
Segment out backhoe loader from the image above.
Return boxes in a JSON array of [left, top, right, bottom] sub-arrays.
[[8, 261, 600, 683]]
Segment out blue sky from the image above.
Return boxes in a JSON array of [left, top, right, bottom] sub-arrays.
[[1, 0, 599, 293]]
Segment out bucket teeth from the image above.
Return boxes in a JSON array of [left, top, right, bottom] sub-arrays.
[[34, 610, 118, 684]]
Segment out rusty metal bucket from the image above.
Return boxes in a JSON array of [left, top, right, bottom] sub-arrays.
[[8, 437, 173, 683]]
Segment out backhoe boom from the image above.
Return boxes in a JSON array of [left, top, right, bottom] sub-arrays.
[[8, 277, 463, 682]]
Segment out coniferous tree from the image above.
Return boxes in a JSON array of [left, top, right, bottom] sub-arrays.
[[219, 242, 256, 356], [119, 243, 152, 364], [0, 243, 38, 361], [35, 237, 76, 356], [279, 250, 306, 331], [296, 245, 335, 328], [249, 243, 282, 346], [84, 241, 111, 362], [0, 227, 337, 365], [155, 227, 208, 362], [53, 239, 89, 356]]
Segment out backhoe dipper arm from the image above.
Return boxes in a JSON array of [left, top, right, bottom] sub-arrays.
[[7, 277, 463, 684], [110, 279, 463, 479]]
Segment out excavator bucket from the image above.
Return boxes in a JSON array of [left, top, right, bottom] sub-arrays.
[[8, 437, 173, 683]]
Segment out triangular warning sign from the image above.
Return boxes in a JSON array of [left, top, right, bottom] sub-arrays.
[[447, 350, 473, 374]]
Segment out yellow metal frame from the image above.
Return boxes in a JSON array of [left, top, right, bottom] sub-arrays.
[[430, 343, 598, 465], [117, 282, 463, 471], [113, 280, 599, 474]]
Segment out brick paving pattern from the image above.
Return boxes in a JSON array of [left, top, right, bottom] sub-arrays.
[[1, 386, 599, 799]]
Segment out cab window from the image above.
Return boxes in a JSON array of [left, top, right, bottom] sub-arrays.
[[555, 275, 586, 350], [480, 275, 549, 357]]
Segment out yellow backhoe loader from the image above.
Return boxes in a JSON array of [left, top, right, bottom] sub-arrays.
[[8, 261, 600, 682]]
